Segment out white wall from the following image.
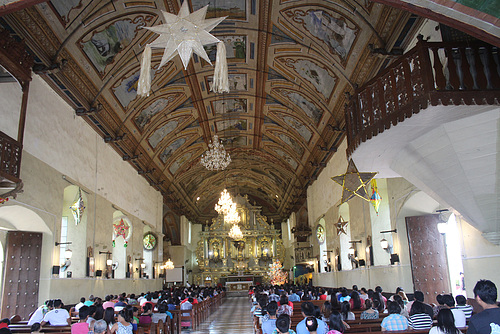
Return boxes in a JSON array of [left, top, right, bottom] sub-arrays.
[[459, 217, 500, 297], [0, 75, 162, 227], [0, 75, 164, 305]]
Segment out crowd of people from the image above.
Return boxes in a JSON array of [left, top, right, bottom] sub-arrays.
[[19, 286, 224, 334], [250, 279, 500, 334]]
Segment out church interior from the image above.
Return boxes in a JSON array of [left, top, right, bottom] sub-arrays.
[[0, 0, 499, 321]]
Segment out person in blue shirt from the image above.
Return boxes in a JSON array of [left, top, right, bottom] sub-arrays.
[[288, 289, 300, 302], [262, 302, 278, 334], [296, 302, 328, 334]]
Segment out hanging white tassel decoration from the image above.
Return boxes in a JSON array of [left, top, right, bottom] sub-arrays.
[[137, 44, 152, 97], [211, 41, 230, 94]]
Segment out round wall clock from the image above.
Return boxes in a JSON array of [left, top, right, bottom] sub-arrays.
[[316, 225, 325, 244], [143, 232, 157, 250]]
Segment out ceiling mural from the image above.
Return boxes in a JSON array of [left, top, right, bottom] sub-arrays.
[[1, 0, 416, 223]]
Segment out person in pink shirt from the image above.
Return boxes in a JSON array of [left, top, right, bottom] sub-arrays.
[[102, 295, 115, 310], [71, 306, 90, 334]]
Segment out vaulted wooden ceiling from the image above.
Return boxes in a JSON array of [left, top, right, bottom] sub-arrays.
[[1, 0, 416, 223]]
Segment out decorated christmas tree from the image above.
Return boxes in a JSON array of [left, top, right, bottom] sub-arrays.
[[269, 260, 288, 285]]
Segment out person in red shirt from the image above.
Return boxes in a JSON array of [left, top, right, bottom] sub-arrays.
[[319, 290, 327, 301], [71, 306, 89, 334]]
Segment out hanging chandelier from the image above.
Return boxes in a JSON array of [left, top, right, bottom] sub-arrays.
[[215, 189, 233, 215], [200, 134, 231, 171], [225, 203, 240, 224], [164, 258, 174, 270], [229, 224, 243, 240]]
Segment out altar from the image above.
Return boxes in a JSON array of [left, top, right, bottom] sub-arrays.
[[226, 281, 253, 292], [194, 195, 285, 286]]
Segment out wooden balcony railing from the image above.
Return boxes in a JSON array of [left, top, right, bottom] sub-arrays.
[[0, 131, 22, 183], [345, 37, 500, 156]]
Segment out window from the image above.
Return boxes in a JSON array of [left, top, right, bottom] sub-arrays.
[[59, 216, 68, 278]]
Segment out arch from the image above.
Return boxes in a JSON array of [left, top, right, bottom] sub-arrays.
[[0, 205, 52, 234], [317, 218, 328, 272], [142, 225, 153, 278], [112, 211, 130, 279], [61, 185, 87, 278], [0, 204, 52, 304], [338, 202, 352, 270]]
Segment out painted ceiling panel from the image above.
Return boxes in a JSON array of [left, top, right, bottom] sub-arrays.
[[1, 0, 414, 222]]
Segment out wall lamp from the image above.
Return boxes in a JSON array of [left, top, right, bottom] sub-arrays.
[[348, 240, 361, 256], [55, 242, 73, 259], [380, 229, 397, 252]]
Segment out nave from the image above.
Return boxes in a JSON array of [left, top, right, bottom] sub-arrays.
[[186, 296, 254, 334]]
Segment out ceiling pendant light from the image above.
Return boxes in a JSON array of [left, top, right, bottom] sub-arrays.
[[228, 224, 243, 240], [164, 258, 174, 270], [215, 189, 233, 215], [200, 134, 231, 171], [224, 203, 240, 224]]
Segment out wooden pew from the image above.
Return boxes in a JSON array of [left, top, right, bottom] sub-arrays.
[[9, 325, 72, 334]]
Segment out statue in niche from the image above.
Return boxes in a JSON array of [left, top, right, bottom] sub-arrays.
[[234, 240, 245, 258], [213, 242, 220, 259]]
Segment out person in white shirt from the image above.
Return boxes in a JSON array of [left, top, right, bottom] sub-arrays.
[[41, 299, 70, 326], [75, 297, 86, 312], [442, 294, 466, 328], [28, 300, 53, 326]]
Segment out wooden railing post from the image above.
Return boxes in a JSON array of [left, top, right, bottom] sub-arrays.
[[345, 38, 500, 157]]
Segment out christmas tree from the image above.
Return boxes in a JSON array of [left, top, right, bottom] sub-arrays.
[[269, 260, 288, 285]]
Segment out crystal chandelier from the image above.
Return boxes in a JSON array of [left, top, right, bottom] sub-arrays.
[[215, 189, 233, 215], [224, 203, 240, 224], [200, 134, 231, 171], [229, 224, 243, 240], [164, 258, 174, 270]]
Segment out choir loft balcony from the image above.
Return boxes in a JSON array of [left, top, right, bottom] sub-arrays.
[[346, 37, 500, 242]]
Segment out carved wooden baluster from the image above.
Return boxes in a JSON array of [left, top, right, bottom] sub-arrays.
[[465, 47, 479, 89], [452, 48, 466, 90], [367, 86, 374, 128], [445, 47, 458, 90], [492, 47, 500, 87], [431, 46, 446, 90], [377, 76, 386, 128], [479, 46, 493, 89], [403, 56, 413, 116]]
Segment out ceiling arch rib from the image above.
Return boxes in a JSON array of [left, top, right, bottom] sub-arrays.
[[4, 0, 415, 222]]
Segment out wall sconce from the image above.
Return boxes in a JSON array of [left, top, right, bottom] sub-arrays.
[[437, 222, 447, 234], [348, 240, 361, 257], [380, 229, 397, 253], [64, 249, 73, 259], [380, 238, 390, 250], [106, 258, 113, 266]]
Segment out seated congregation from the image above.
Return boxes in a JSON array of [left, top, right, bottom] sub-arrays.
[[251, 279, 499, 334], [2, 286, 225, 334]]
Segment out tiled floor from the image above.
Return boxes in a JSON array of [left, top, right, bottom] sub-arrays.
[[184, 296, 254, 333]]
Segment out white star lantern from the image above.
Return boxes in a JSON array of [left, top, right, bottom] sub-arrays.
[[137, 1, 229, 96]]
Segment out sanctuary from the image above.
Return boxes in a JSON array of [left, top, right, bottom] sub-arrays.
[[195, 195, 285, 286]]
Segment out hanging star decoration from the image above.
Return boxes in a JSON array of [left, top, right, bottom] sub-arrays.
[[336, 216, 348, 236], [137, 1, 228, 96], [69, 188, 85, 225], [331, 159, 377, 204], [370, 179, 382, 215], [113, 219, 130, 247]]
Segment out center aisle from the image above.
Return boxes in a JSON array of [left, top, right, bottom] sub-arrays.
[[186, 295, 255, 333]]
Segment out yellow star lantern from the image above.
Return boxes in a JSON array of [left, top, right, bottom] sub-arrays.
[[138, 1, 229, 96], [331, 159, 377, 204]]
